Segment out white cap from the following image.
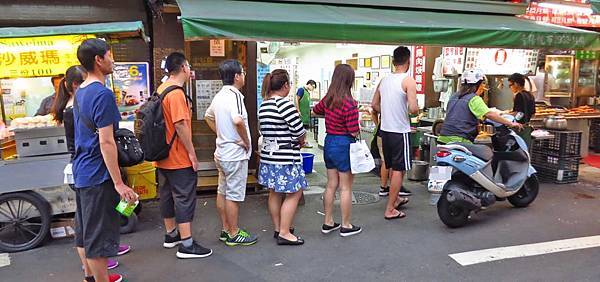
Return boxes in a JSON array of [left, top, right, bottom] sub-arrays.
[[461, 69, 486, 84]]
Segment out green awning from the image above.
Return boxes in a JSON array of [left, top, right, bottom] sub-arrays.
[[177, 0, 600, 50], [592, 0, 600, 15], [0, 21, 146, 39]]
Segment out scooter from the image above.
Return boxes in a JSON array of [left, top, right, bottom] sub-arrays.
[[434, 115, 539, 228]]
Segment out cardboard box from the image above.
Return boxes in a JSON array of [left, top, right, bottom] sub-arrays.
[[50, 219, 75, 239]]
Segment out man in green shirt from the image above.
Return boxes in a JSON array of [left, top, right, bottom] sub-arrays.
[[295, 80, 316, 147], [438, 69, 522, 144]]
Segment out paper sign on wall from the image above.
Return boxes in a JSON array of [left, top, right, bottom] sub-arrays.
[[210, 40, 225, 57], [195, 80, 223, 120]]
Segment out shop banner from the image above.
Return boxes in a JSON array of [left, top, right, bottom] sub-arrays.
[[110, 62, 150, 121], [522, 2, 600, 28], [0, 34, 95, 79], [576, 50, 599, 60], [464, 48, 538, 75], [412, 46, 426, 95]]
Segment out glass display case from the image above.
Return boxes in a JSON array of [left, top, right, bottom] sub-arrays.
[[545, 55, 574, 98], [574, 59, 598, 98]]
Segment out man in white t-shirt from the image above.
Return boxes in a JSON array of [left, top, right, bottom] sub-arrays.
[[371, 46, 419, 220], [205, 59, 257, 246]]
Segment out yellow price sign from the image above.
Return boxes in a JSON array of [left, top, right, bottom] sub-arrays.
[[0, 34, 95, 79]]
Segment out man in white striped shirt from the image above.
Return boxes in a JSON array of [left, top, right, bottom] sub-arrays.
[[205, 59, 257, 246]]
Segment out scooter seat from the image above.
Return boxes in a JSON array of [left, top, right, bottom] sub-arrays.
[[457, 143, 494, 161]]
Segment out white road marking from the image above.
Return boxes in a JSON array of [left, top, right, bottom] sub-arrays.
[[449, 235, 600, 266], [0, 253, 10, 268]]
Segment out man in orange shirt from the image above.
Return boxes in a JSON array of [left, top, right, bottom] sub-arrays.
[[155, 52, 212, 259]]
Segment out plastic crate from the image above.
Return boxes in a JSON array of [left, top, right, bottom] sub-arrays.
[[590, 120, 600, 153], [531, 154, 580, 184], [536, 168, 579, 184], [531, 130, 582, 158]]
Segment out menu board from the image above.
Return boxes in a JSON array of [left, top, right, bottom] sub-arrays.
[[442, 47, 466, 75], [195, 80, 223, 121], [464, 48, 538, 75]]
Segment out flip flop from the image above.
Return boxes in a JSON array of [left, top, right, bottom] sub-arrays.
[[394, 197, 410, 210], [384, 211, 406, 220]]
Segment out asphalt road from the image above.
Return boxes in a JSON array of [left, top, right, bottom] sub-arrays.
[[1, 177, 600, 282]]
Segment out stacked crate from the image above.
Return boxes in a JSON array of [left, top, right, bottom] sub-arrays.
[[590, 119, 600, 153], [531, 130, 582, 184]]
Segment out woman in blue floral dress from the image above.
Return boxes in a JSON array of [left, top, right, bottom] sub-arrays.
[[258, 69, 307, 246]]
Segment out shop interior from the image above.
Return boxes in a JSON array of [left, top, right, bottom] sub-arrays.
[[249, 41, 600, 184]]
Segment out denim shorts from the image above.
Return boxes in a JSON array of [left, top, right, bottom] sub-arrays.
[[323, 134, 355, 173]]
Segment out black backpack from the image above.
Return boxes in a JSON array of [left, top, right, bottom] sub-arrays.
[[73, 96, 144, 167], [135, 85, 185, 162]]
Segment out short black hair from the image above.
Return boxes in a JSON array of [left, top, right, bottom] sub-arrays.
[[165, 52, 187, 75], [77, 38, 110, 72], [508, 73, 526, 87], [392, 46, 411, 66], [306, 80, 316, 87], [218, 59, 243, 86]]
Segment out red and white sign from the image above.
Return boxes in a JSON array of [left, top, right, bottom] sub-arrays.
[[412, 46, 426, 95], [521, 1, 600, 28], [494, 49, 508, 65]]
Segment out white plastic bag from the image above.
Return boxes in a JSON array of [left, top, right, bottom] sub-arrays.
[[63, 163, 74, 185], [350, 140, 375, 174]]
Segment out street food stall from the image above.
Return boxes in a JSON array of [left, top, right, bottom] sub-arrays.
[[0, 21, 148, 252], [176, 0, 600, 187]]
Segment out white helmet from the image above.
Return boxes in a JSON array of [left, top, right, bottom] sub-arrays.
[[461, 69, 486, 84]]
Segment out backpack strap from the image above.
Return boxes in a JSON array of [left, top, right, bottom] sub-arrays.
[[73, 95, 97, 133], [157, 85, 188, 149]]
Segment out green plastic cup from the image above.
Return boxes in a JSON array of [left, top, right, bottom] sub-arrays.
[[116, 199, 139, 217]]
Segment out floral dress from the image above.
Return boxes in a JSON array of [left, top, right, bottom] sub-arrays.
[[257, 97, 308, 193]]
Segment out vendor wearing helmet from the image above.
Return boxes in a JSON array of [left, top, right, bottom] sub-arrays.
[[438, 69, 523, 145]]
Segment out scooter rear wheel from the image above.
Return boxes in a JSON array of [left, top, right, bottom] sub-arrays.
[[508, 174, 539, 208], [437, 185, 470, 228]]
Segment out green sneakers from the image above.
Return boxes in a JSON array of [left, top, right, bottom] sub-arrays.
[[225, 229, 258, 246], [219, 230, 230, 242]]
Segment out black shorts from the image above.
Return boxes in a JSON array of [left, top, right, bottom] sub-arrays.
[[158, 167, 198, 223], [74, 180, 120, 258], [380, 130, 412, 172]]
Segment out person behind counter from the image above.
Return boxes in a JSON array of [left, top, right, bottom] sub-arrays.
[[508, 73, 536, 149], [36, 74, 64, 116], [438, 69, 523, 145], [295, 79, 316, 148]]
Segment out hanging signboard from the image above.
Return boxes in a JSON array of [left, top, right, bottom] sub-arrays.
[[0, 34, 95, 79], [110, 62, 150, 121], [522, 2, 600, 28], [464, 48, 538, 75], [442, 47, 466, 75], [412, 46, 426, 109], [412, 46, 426, 95]]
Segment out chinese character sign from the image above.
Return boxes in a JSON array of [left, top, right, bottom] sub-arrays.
[[442, 47, 465, 75], [412, 46, 426, 95], [522, 2, 600, 28], [0, 34, 95, 79]]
